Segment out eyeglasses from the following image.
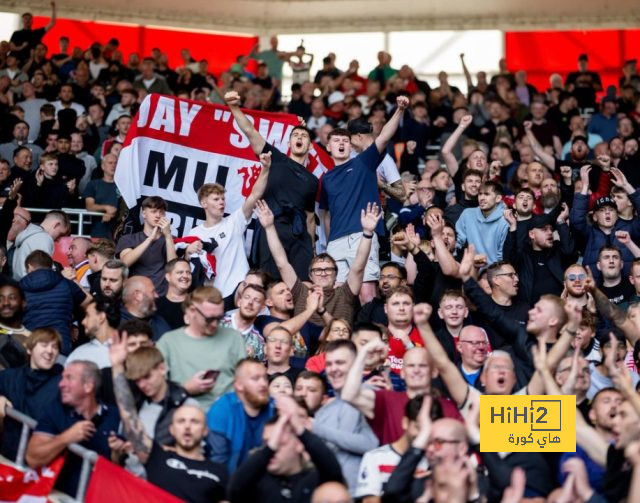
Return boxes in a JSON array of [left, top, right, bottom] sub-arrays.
[[495, 272, 518, 279], [459, 340, 488, 347], [192, 305, 223, 324], [427, 438, 462, 449], [566, 273, 587, 281], [380, 274, 402, 281], [310, 267, 337, 275]]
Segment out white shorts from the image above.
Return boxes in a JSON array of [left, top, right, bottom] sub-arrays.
[[327, 232, 380, 283]]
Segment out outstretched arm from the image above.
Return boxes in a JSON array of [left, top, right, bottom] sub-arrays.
[[527, 302, 582, 395], [109, 331, 153, 464], [45, 1, 57, 32], [441, 114, 472, 177], [425, 213, 460, 277], [523, 121, 556, 171], [256, 200, 298, 289], [414, 304, 468, 407], [224, 91, 266, 156], [374, 96, 409, 153], [242, 151, 271, 219], [460, 53, 474, 93], [346, 203, 382, 295], [342, 340, 383, 419]]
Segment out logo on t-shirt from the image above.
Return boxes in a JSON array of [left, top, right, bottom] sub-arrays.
[[165, 457, 221, 482]]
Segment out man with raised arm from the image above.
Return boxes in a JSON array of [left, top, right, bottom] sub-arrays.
[[188, 151, 270, 297], [341, 304, 462, 445], [224, 91, 318, 281], [109, 331, 228, 502], [320, 96, 409, 304], [415, 298, 581, 413], [256, 200, 381, 327]]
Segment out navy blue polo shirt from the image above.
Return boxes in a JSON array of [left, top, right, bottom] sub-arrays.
[[34, 400, 120, 496], [319, 143, 385, 241]]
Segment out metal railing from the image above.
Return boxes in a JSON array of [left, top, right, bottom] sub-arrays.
[[5, 407, 99, 502], [24, 208, 105, 237]]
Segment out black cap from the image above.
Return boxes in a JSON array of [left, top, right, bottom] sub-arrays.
[[347, 117, 373, 135], [578, 53, 588, 61], [593, 196, 617, 212], [529, 214, 554, 230], [571, 135, 589, 146]]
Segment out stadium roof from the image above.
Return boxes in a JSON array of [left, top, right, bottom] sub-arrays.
[[3, 0, 639, 34]]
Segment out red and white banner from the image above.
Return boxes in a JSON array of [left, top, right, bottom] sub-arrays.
[[115, 94, 333, 237], [0, 455, 64, 502], [85, 456, 182, 503]]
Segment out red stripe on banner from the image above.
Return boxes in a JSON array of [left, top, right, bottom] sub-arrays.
[[85, 456, 183, 503], [123, 94, 300, 161]]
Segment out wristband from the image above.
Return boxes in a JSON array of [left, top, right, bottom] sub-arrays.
[[317, 307, 326, 315], [362, 233, 374, 239]]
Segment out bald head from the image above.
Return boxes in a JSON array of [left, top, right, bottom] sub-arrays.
[[431, 417, 467, 441], [405, 346, 429, 363], [172, 404, 206, 425], [311, 482, 351, 503], [122, 275, 157, 317], [459, 325, 487, 339]]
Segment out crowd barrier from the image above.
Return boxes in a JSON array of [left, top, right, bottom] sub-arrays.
[[5, 407, 99, 502]]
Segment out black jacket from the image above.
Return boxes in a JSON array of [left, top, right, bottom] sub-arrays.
[[0, 364, 62, 459], [502, 222, 576, 305], [463, 278, 534, 389], [228, 430, 343, 503]]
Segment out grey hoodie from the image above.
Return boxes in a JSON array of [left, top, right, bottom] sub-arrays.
[[12, 224, 54, 280]]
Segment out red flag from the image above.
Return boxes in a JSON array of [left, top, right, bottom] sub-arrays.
[[85, 456, 182, 503], [0, 455, 65, 502]]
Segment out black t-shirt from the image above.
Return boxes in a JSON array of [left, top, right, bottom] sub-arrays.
[[261, 142, 318, 219], [156, 296, 185, 330], [10, 27, 45, 62], [530, 250, 563, 302], [145, 442, 228, 503], [546, 106, 580, 143], [599, 280, 635, 306]]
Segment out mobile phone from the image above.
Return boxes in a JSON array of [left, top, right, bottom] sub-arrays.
[[109, 431, 127, 441], [203, 369, 220, 380]]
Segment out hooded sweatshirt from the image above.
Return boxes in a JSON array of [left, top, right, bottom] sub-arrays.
[[11, 224, 53, 280], [455, 201, 509, 265]]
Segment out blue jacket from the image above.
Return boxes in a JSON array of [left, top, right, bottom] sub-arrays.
[[206, 391, 275, 473], [455, 202, 510, 265], [570, 190, 640, 279], [19, 269, 86, 355]]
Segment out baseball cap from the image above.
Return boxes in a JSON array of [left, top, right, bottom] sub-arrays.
[[529, 214, 554, 230], [571, 135, 589, 146], [327, 91, 345, 107], [578, 54, 588, 61], [347, 117, 373, 135], [593, 196, 617, 212]]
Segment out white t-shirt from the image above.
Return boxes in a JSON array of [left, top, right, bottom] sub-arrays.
[[355, 443, 428, 498], [188, 208, 250, 298], [349, 150, 401, 184]]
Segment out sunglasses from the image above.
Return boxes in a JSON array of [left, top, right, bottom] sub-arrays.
[[566, 273, 587, 281], [192, 305, 223, 324]]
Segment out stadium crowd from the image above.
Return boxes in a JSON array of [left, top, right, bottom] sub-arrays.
[[1, 4, 640, 502]]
